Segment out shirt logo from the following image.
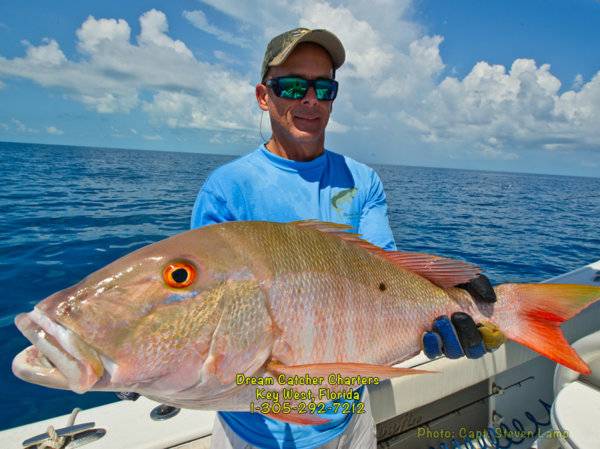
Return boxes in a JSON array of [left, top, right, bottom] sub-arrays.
[[331, 188, 358, 213]]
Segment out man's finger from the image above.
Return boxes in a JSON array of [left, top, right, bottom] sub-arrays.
[[432, 315, 464, 359], [477, 322, 507, 351], [456, 274, 497, 303], [422, 331, 443, 359], [451, 312, 486, 359]]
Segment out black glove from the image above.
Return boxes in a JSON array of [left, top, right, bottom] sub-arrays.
[[456, 273, 496, 303]]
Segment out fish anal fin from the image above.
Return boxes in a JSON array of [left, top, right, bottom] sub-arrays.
[[266, 361, 434, 379]]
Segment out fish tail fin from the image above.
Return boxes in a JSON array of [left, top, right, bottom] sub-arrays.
[[496, 283, 600, 375]]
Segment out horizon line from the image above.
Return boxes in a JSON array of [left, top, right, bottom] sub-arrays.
[[0, 139, 597, 180]]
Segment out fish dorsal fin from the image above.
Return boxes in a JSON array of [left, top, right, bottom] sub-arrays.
[[383, 251, 481, 288], [290, 220, 481, 288]]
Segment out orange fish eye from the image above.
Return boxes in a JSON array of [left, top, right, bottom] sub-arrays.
[[163, 262, 196, 288]]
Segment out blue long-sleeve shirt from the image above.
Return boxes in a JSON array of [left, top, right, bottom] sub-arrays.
[[190, 144, 396, 449]]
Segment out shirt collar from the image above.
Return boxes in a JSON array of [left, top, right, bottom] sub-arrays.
[[259, 144, 328, 172]]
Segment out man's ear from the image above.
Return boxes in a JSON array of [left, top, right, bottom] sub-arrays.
[[256, 83, 269, 111]]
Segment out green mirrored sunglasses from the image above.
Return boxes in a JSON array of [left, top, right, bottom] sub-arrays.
[[265, 76, 338, 101]]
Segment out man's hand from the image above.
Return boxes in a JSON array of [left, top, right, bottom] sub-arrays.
[[421, 272, 506, 359], [422, 314, 506, 359]]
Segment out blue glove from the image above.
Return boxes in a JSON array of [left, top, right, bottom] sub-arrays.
[[423, 312, 487, 359]]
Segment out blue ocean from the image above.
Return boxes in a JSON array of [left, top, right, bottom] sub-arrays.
[[0, 141, 598, 430]]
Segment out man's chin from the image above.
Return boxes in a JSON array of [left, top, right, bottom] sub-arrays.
[[289, 127, 324, 143]]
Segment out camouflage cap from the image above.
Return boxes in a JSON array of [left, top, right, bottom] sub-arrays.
[[260, 28, 345, 82]]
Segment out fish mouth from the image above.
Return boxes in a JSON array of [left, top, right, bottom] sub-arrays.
[[13, 309, 104, 393]]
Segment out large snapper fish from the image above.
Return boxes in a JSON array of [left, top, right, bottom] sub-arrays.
[[12, 221, 600, 423]]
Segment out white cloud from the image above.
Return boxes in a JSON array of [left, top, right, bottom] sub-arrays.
[[301, 3, 395, 81], [11, 118, 37, 133], [572, 74, 584, 91], [183, 10, 251, 48], [327, 119, 349, 133], [143, 134, 162, 141], [75, 16, 131, 54], [0, 10, 257, 133], [554, 72, 600, 141], [213, 50, 240, 65], [138, 9, 193, 57], [198, 0, 600, 163], [21, 38, 67, 66], [199, 0, 298, 34], [476, 137, 518, 160], [398, 58, 600, 156], [142, 88, 254, 132], [543, 143, 575, 151], [46, 126, 64, 135]]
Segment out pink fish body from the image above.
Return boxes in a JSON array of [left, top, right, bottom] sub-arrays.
[[12, 221, 600, 421]]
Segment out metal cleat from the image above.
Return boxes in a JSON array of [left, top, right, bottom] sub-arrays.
[[21, 408, 105, 449], [150, 404, 180, 421]]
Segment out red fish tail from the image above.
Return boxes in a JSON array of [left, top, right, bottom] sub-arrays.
[[496, 284, 600, 375]]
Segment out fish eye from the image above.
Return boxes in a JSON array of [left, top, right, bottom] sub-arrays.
[[163, 262, 196, 288]]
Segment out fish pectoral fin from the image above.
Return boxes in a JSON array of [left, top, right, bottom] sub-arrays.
[[266, 411, 331, 425], [266, 361, 434, 379], [207, 280, 275, 385]]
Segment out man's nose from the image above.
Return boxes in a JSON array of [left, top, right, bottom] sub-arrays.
[[302, 86, 319, 106]]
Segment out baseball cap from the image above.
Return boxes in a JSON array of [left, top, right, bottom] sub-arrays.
[[260, 28, 345, 82]]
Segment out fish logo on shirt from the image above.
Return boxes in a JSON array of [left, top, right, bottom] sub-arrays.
[[331, 188, 358, 213]]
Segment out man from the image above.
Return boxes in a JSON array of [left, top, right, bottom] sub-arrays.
[[191, 28, 503, 449]]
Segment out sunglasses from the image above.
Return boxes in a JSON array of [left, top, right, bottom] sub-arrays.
[[265, 76, 338, 101]]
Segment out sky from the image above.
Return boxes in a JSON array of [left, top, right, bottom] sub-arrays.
[[0, 0, 599, 177]]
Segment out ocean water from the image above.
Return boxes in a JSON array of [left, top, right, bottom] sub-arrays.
[[0, 141, 598, 431]]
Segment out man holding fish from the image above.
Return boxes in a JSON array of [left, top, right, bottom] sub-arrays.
[[11, 27, 599, 449], [191, 28, 502, 449]]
